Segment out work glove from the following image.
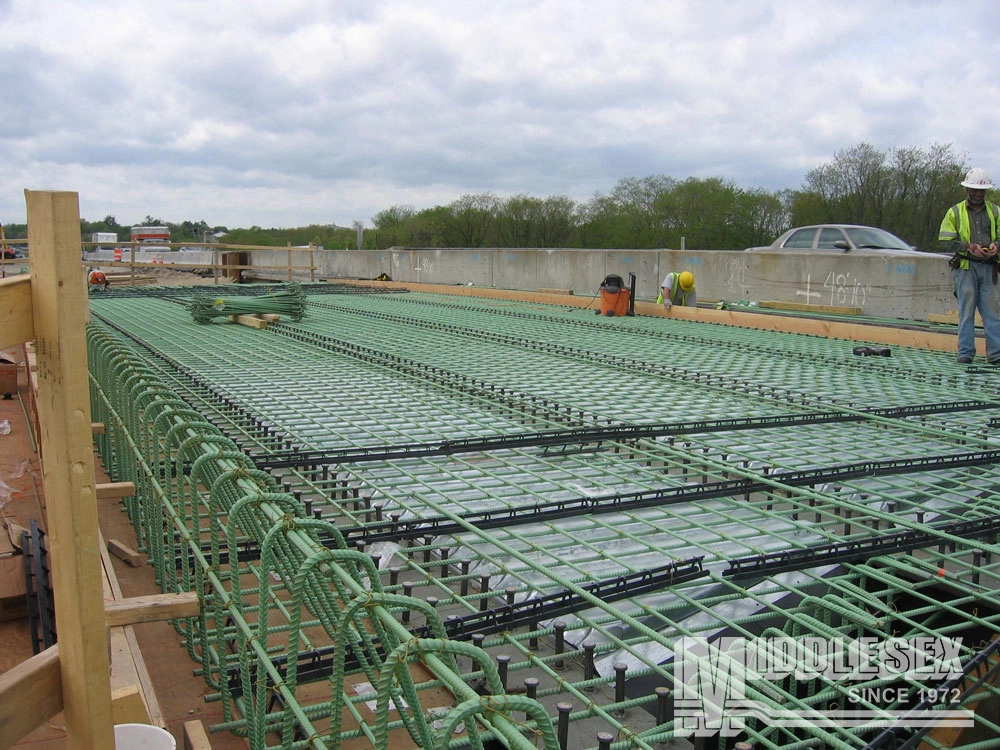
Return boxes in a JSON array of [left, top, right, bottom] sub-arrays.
[[663, 299, 672, 310]]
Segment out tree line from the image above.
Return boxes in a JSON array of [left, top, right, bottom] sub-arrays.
[[371, 142, 968, 251], [0, 142, 972, 252]]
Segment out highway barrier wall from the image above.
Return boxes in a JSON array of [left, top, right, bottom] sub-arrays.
[[86, 245, 959, 322], [251, 246, 957, 322]]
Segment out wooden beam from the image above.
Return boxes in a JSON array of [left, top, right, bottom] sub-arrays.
[[110, 684, 151, 725], [26, 189, 115, 749], [107, 538, 144, 567], [226, 314, 268, 329], [104, 592, 200, 627], [0, 644, 62, 747], [183, 719, 214, 750], [98, 530, 166, 728], [928, 310, 982, 326], [759, 300, 862, 315], [91, 421, 105, 435], [96, 481, 136, 499], [0, 274, 33, 351], [638, 301, 973, 354], [331, 280, 971, 355]]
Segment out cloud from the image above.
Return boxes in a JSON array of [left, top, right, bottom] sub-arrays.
[[1, 0, 998, 229]]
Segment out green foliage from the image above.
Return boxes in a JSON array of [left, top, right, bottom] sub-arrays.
[[371, 205, 416, 247], [224, 224, 358, 249], [794, 142, 966, 250], [2, 222, 27, 240], [34, 140, 973, 252], [495, 194, 576, 247], [80, 217, 123, 241]]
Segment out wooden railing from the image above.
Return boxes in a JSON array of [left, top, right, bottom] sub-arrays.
[[81, 241, 319, 283]]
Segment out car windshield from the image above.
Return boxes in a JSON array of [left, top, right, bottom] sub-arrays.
[[843, 226, 911, 250]]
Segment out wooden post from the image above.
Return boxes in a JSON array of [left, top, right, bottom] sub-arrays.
[[129, 241, 136, 286], [25, 190, 115, 749]]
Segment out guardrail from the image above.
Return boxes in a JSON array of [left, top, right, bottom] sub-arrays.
[[81, 242, 318, 284]]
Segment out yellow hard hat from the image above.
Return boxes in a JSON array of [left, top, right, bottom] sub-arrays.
[[679, 271, 694, 291]]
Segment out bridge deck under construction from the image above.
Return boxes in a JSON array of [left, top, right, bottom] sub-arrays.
[[86, 282, 1000, 750]]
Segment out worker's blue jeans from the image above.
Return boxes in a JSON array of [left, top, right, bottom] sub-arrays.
[[954, 263, 1000, 361]]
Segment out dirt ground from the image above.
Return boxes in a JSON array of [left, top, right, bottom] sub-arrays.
[[109, 266, 239, 286]]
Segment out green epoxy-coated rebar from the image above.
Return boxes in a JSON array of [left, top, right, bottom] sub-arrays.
[[87, 285, 1000, 750]]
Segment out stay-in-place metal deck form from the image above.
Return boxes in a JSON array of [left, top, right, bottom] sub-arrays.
[[87, 283, 1000, 750]]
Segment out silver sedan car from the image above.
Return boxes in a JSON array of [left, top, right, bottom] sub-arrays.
[[745, 224, 926, 255]]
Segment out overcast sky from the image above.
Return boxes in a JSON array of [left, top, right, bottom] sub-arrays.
[[2, 0, 998, 230]]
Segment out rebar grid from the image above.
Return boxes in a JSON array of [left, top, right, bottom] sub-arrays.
[[86, 286, 1000, 750]]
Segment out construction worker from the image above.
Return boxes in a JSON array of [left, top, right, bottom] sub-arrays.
[[660, 270, 696, 310], [939, 167, 1000, 364]]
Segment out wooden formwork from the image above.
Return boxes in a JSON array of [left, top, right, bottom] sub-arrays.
[[0, 192, 200, 748], [331, 277, 975, 355]]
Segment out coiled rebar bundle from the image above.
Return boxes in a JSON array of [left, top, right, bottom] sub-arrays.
[[188, 283, 307, 323]]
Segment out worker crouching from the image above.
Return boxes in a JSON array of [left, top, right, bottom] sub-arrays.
[[660, 271, 696, 310]]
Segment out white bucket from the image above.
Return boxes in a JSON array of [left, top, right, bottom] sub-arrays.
[[114, 723, 176, 750]]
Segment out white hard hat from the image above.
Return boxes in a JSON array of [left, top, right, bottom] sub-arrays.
[[961, 167, 994, 189]]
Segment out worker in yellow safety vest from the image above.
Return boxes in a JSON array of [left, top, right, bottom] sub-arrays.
[[659, 270, 696, 310], [939, 167, 1000, 364]]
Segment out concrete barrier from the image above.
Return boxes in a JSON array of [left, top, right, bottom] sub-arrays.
[[267, 247, 955, 322], [88, 244, 956, 322]]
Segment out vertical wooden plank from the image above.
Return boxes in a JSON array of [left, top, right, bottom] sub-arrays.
[[25, 189, 114, 749]]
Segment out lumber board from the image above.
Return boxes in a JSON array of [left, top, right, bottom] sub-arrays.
[[927, 310, 983, 326], [0, 275, 33, 351], [27, 189, 115, 748], [759, 300, 862, 315], [537, 287, 574, 295], [23, 342, 42, 463], [927, 312, 958, 324], [226, 313, 268, 329], [107, 538, 145, 567], [329, 280, 979, 355], [631, 300, 977, 354], [96, 481, 137, 500], [92, 421, 106, 435], [183, 719, 214, 750], [0, 644, 62, 747], [111, 684, 151, 725], [99, 529, 166, 728], [104, 591, 200, 627]]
